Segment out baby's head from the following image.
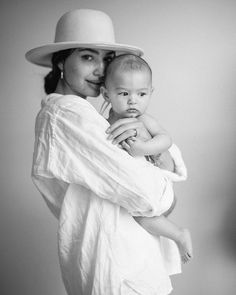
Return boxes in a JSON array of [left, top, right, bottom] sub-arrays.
[[101, 54, 153, 119]]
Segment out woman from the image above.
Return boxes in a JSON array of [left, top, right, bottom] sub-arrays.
[[26, 9, 187, 295]]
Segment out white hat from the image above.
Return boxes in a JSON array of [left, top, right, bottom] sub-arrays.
[[25, 9, 143, 67]]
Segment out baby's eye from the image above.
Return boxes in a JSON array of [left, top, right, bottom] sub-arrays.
[[82, 55, 93, 61], [139, 92, 147, 97], [104, 56, 113, 64], [118, 92, 129, 96]]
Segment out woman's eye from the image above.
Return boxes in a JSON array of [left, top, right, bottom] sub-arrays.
[[82, 55, 93, 61], [104, 56, 113, 63]]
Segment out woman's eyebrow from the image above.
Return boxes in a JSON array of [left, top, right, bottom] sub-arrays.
[[106, 51, 115, 56], [78, 48, 99, 54], [78, 48, 114, 56]]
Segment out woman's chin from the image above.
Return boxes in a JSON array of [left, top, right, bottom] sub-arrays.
[[79, 90, 100, 98], [88, 88, 101, 98]]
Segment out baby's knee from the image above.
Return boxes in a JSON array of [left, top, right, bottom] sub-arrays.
[[163, 195, 177, 217]]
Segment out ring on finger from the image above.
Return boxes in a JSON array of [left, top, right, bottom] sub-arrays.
[[133, 129, 138, 137]]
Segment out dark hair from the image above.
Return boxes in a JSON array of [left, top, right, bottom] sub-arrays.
[[44, 49, 74, 94], [104, 54, 152, 85]]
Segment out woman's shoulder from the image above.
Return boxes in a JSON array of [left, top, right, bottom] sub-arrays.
[[40, 93, 105, 125], [47, 93, 87, 107], [42, 93, 94, 113]]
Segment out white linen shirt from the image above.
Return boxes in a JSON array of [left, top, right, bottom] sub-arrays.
[[32, 93, 187, 295]]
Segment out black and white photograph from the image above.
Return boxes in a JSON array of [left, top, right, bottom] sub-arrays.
[[1, 0, 236, 294]]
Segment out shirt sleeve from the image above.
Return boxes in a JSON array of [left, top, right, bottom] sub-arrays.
[[35, 96, 175, 217]]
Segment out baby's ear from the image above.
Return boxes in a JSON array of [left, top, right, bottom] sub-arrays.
[[100, 86, 110, 102]]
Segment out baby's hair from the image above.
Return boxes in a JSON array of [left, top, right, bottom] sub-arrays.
[[100, 54, 152, 116], [104, 54, 152, 85]]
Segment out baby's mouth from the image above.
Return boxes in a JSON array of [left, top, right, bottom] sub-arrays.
[[127, 108, 138, 113]]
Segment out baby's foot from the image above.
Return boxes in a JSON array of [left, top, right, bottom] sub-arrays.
[[176, 228, 193, 264]]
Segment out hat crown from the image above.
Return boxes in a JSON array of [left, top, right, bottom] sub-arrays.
[[25, 9, 143, 67], [55, 9, 116, 44]]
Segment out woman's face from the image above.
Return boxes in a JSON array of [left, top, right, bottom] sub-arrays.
[[61, 48, 114, 98]]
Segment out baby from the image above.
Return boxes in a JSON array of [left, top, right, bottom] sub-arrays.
[[101, 54, 193, 263]]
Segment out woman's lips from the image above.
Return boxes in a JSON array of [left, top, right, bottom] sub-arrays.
[[87, 80, 102, 87]]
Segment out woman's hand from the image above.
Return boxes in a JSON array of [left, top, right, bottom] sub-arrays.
[[106, 117, 175, 172], [121, 137, 148, 157], [106, 117, 151, 144]]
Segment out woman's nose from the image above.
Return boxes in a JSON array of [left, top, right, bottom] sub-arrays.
[[93, 62, 105, 77]]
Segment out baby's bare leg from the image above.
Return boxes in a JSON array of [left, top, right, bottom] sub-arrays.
[[134, 214, 193, 263], [163, 195, 177, 217]]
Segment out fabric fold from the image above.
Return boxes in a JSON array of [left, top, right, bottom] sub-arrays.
[[31, 93, 186, 295]]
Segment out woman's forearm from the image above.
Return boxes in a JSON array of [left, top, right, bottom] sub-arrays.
[[42, 98, 174, 217]]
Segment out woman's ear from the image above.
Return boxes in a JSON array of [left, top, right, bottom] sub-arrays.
[[57, 61, 63, 72], [100, 86, 110, 102]]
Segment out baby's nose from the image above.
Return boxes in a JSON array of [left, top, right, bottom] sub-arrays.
[[128, 95, 137, 104]]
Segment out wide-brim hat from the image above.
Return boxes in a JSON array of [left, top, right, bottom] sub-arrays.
[[25, 9, 143, 68]]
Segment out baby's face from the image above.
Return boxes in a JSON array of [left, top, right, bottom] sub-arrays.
[[105, 69, 153, 119]]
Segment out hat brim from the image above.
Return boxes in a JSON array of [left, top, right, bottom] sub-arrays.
[[25, 42, 144, 67]]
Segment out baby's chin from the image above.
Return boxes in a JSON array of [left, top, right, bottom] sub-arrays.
[[114, 110, 140, 120], [124, 110, 140, 118], [128, 113, 139, 118], [117, 113, 138, 119]]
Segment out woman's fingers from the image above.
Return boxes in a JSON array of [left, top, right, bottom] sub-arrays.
[[106, 117, 152, 144], [121, 141, 131, 150], [106, 117, 137, 134], [107, 124, 135, 140], [107, 121, 143, 144], [111, 129, 137, 144]]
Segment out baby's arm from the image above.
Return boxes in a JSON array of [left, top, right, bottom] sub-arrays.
[[122, 113, 172, 157]]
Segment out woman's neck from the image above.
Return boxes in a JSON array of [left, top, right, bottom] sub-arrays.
[[55, 80, 86, 99]]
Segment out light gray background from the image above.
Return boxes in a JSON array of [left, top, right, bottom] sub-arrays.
[[1, 0, 236, 294]]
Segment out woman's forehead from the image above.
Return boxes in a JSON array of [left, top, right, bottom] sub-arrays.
[[78, 48, 115, 56]]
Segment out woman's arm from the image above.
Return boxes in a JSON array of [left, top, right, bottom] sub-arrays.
[[34, 96, 173, 217], [107, 116, 187, 178], [120, 114, 172, 157], [107, 116, 175, 172], [106, 117, 152, 143]]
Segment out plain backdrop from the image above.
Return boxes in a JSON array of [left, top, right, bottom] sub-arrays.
[[1, 0, 236, 294]]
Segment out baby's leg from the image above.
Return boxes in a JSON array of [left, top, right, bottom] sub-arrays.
[[163, 194, 177, 217], [134, 214, 193, 263]]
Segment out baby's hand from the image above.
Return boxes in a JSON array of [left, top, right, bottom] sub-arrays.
[[121, 137, 147, 157]]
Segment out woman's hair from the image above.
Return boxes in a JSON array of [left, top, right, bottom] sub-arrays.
[[44, 49, 74, 94]]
